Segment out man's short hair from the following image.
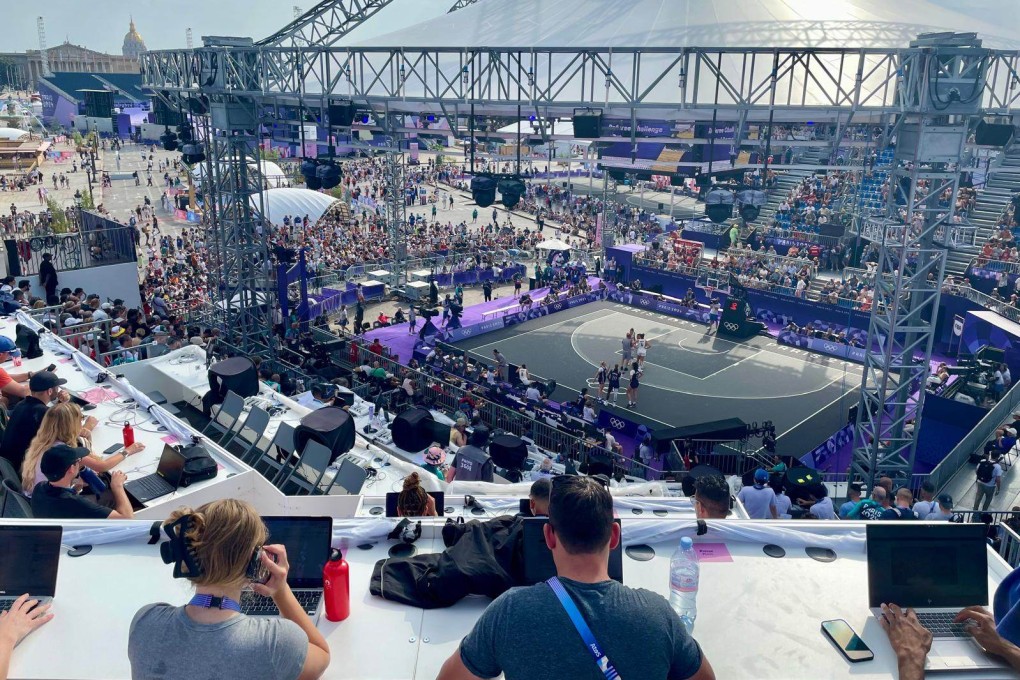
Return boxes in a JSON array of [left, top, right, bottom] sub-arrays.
[[694, 475, 729, 517], [548, 476, 613, 555], [921, 481, 936, 495], [529, 477, 551, 504], [848, 483, 863, 495]]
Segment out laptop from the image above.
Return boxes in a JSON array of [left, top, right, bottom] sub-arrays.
[[520, 517, 623, 585], [0, 526, 62, 611], [867, 523, 1008, 672], [385, 491, 445, 517], [240, 517, 332, 617], [124, 445, 186, 504]]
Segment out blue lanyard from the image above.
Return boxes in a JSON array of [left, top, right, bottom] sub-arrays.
[[188, 594, 242, 613], [546, 577, 621, 680]]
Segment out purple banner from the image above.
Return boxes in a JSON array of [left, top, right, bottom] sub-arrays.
[[799, 424, 854, 471], [777, 331, 869, 364]]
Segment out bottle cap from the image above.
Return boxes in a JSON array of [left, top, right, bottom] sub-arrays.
[[680, 537, 694, 550]]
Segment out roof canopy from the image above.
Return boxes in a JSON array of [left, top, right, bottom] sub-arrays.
[[358, 0, 1020, 49], [536, 238, 572, 251], [0, 128, 29, 141], [250, 188, 340, 227]]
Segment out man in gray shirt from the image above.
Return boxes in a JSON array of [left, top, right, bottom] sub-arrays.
[[437, 476, 715, 680]]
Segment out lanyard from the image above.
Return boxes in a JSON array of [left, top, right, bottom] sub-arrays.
[[546, 577, 621, 680], [188, 594, 242, 613]]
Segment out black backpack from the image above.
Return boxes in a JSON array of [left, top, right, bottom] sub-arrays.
[[976, 459, 995, 484], [179, 444, 218, 487]]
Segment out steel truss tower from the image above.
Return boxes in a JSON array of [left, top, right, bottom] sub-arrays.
[[382, 152, 409, 291], [200, 104, 275, 356], [850, 34, 989, 490]]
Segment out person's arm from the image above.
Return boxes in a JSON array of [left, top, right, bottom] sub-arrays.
[[0, 594, 53, 679], [879, 603, 931, 680], [84, 441, 144, 474], [105, 471, 134, 519], [253, 545, 330, 680], [0, 380, 29, 399], [955, 606, 1020, 670]]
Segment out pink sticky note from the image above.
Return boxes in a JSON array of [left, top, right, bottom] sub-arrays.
[[59, 358, 73, 364], [694, 543, 733, 563], [161, 435, 179, 445]]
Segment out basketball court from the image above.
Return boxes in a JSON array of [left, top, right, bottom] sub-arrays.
[[455, 300, 862, 456]]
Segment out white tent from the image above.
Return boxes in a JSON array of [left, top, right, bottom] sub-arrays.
[[193, 160, 291, 188], [536, 238, 572, 251], [250, 187, 341, 227], [0, 127, 29, 141]]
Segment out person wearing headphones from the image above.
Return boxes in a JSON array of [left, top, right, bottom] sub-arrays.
[[128, 499, 330, 680]]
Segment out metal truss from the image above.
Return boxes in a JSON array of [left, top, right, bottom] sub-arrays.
[[201, 123, 276, 355], [447, 0, 482, 12], [850, 35, 984, 490], [257, 0, 397, 48], [382, 151, 408, 290], [142, 44, 1020, 118]]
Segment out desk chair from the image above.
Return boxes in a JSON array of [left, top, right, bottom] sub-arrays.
[[252, 422, 297, 485], [224, 406, 271, 462], [199, 391, 244, 444], [333, 459, 368, 495], [1, 479, 33, 518], [277, 440, 339, 496], [0, 457, 19, 487]]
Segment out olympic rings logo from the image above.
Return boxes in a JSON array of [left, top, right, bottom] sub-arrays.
[[609, 418, 626, 429], [723, 322, 739, 331]]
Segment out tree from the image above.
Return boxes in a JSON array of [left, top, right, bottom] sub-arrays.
[[45, 197, 70, 233]]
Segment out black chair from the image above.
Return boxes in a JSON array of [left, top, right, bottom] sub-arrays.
[[1, 479, 33, 518], [0, 457, 19, 487]]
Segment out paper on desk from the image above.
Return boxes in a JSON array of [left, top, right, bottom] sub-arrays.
[[80, 386, 119, 405], [694, 543, 733, 563], [58, 357, 73, 364], [161, 435, 180, 445]]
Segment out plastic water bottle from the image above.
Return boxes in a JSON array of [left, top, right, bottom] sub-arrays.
[[669, 537, 700, 633]]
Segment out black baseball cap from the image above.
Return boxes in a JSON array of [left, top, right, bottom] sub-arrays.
[[40, 443, 90, 482], [29, 371, 67, 392]]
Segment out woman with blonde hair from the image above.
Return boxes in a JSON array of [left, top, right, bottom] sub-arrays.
[[128, 498, 330, 680], [20, 402, 144, 495], [397, 472, 438, 517]]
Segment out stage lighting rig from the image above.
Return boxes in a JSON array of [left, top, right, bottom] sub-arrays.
[[316, 161, 342, 190], [471, 174, 497, 207], [301, 158, 321, 189], [497, 177, 526, 209], [160, 127, 178, 151], [181, 143, 205, 165]]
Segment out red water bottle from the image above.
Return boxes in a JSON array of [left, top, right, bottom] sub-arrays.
[[323, 548, 350, 622], [122, 422, 134, 447]]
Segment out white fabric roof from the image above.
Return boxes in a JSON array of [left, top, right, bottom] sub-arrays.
[[0, 127, 29, 141], [536, 238, 572, 251], [193, 160, 290, 187], [250, 188, 340, 227], [357, 0, 1020, 49]]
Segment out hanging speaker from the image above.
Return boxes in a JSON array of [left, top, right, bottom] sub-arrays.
[[328, 103, 357, 127], [573, 113, 603, 139]]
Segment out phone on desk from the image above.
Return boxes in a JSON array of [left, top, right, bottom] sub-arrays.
[[46, 364, 56, 373], [103, 443, 123, 456], [821, 619, 873, 662]]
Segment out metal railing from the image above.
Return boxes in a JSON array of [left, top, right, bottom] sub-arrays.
[[999, 524, 1020, 568], [970, 259, 1020, 276], [14, 220, 136, 277], [949, 285, 1020, 325], [926, 383, 1020, 494]]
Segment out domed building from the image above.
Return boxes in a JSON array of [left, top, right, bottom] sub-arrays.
[[122, 18, 147, 59]]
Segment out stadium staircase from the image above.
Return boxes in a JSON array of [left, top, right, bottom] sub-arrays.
[[943, 138, 1020, 278], [747, 148, 831, 233]]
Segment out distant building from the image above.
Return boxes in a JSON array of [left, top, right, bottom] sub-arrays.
[[0, 20, 144, 90], [37, 72, 151, 131], [122, 18, 147, 60]]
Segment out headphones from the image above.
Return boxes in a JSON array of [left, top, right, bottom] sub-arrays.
[[388, 518, 422, 544], [154, 515, 204, 579]]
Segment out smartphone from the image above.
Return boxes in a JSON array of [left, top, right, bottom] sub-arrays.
[[245, 547, 276, 585], [821, 619, 874, 663], [46, 364, 56, 373], [103, 443, 123, 456]]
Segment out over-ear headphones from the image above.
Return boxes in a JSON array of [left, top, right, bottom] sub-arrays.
[[388, 518, 422, 544], [155, 515, 204, 579]]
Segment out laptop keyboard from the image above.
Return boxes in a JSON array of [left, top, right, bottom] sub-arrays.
[[915, 612, 971, 638], [128, 475, 173, 500], [0, 600, 12, 613], [240, 590, 320, 616]]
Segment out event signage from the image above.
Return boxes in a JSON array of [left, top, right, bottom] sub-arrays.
[[602, 118, 674, 138]]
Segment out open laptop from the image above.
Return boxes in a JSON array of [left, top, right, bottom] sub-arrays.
[[867, 523, 1008, 672], [240, 517, 332, 617], [385, 491, 445, 517], [124, 445, 186, 504], [520, 517, 623, 585], [0, 526, 62, 611]]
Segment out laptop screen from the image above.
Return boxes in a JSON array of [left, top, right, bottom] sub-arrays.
[[385, 491, 445, 517], [156, 445, 187, 487], [262, 517, 332, 589], [867, 524, 988, 608], [0, 526, 62, 598], [520, 517, 623, 585]]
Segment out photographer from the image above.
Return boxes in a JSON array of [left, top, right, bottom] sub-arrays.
[[128, 499, 330, 680]]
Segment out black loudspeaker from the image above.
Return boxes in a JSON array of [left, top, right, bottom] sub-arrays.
[[15, 324, 42, 359], [84, 90, 114, 119], [573, 113, 603, 139], [202, 357, 259, 414], [454, 445, 494, 482], [294, 406, 355, 465], [975, 121, 1014, 147], [469, 424, 490, 447], [489, 434, 528, 470], [328, 103, 357, 127], [391, 407, 434, 451]]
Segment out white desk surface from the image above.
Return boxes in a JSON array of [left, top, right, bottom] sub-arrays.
[[6, 518, 1016, 680], [406, 281, 430, 289], [0, 322, 248, 515], [360, 279, 383, 287], [409, 269, 432, 279], [367, 269, 392, 278]]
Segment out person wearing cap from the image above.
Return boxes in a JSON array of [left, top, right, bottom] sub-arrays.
[[0, 336, 35, 400], [912, 481, 938, 519], [146, 326, 171, 359], [30, 443, 134, 519], [422, 444, 455, 482], [0, 371, 70, 471], [737, 469, 778, 519], [925, 494, 961, 521]]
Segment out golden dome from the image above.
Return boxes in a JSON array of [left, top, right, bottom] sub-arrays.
[[122, 18, 147, 59]]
